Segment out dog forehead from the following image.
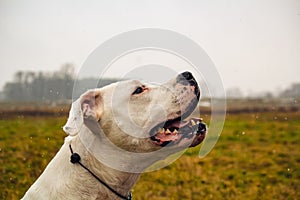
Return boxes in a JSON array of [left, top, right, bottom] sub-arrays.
[[99, 80, 141, 102], [102, 80, 148, 93]]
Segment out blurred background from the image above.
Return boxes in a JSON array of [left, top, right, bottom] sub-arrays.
[[0, 0, 299, 199]]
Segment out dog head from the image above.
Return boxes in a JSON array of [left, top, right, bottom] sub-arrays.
[[63, 71, 206, 153]]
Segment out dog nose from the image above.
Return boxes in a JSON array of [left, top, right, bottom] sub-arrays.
[[181, 71, 194, 81], [177, 71, 200, 99], [177, 71, 197, 86]]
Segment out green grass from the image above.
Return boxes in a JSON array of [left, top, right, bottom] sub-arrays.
[[0, 116, 66, 199], [1, 112, 300, 199]]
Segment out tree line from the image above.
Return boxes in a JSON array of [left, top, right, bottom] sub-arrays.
[[2, 64, 121, 102], [2, 64, 300, 102]]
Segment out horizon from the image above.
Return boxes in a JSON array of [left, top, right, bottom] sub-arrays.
[[0, 68, 299, 99]]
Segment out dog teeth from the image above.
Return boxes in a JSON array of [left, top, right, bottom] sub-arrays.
[[158, 128, 165, 133], [157, 128, 179, 134], [191, 120, 196, 126]]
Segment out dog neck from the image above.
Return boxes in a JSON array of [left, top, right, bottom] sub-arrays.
[[68, 135, 140, 199], [79, 120, 163, 171]]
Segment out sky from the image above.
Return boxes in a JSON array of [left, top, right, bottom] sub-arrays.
[[0, 0, 300, 96]]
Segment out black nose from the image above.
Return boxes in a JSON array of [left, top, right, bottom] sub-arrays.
[[181, 71, 194, 81], [176, 71, 200, 99], [177, 71, 195, 85]]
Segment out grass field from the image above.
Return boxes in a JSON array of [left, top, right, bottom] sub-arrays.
[[0, 111, 299, 199]]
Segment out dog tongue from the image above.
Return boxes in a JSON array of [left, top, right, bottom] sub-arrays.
[[155, 118, 203, 143], [154, 132, 180, 142], [155, 120, 193, 142]]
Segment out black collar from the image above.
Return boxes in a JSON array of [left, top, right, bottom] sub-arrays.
[[69, 144, 132, 200]]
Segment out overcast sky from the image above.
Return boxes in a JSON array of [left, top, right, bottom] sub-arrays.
[[0, 0, 299, 95]]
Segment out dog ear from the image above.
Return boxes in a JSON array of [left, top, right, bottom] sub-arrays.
[[63, 89, 103, 136], [80, 89, 103, 120]]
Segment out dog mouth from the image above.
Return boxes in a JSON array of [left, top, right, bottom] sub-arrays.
[[148, 71, 206, 148], [150, 116, 206, 147]]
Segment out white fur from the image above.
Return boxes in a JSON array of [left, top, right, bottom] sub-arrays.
[[22, 75, 200, 199]]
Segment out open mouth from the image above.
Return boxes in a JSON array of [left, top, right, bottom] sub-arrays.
[[148, 71, 206, 148], [150, 116, 207, 147]]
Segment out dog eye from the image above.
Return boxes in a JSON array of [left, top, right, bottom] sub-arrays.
[[132, 86, 144, 95]]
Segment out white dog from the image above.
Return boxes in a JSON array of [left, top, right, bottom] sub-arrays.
[[22, 72, 206, 200]]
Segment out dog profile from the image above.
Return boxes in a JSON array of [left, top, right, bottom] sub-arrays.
[[22, 71, 206, 199]]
